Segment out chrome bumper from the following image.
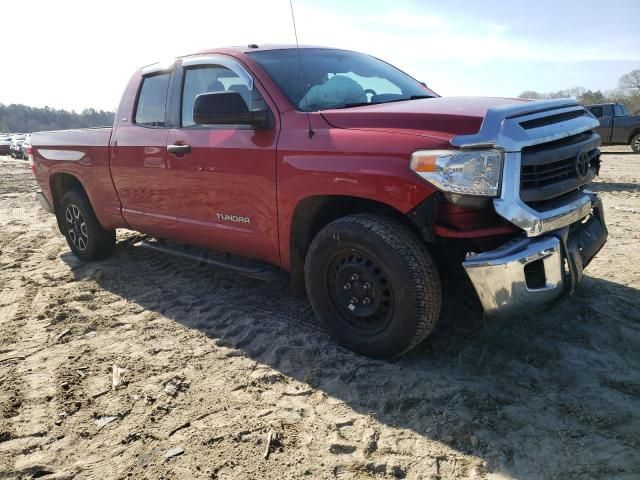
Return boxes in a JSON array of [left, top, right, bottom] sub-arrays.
[[36, 191, 54, 214], [463, 236, 564, 318], [463, 196, 607, 318]]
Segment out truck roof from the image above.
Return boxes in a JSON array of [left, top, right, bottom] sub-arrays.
[[192, 44, 332, 55], [140, 44, 343, 72]]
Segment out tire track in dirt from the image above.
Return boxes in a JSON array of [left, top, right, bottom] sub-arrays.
[[104, 243, 322, 334], [0, 269, 55, 479]]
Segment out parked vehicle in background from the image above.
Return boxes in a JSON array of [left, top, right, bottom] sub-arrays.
[[31, 45, 608, 358], [10, 134, 26, 159], [586, 103, 640, 153], [21, 134, 32, 161], [0, 135, 12, 155]]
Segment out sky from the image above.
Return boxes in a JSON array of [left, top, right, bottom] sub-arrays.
[[1, 0, 639, 111]]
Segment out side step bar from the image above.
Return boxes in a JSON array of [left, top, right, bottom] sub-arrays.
[[136, 239, 288, 283]]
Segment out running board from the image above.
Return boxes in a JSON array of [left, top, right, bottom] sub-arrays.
[[136, 239, 288, 283]]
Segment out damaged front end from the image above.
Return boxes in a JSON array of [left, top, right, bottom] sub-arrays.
[[451, 99, 608, 318]]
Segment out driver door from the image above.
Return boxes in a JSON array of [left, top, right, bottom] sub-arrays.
[[165, 56, 280, 265]]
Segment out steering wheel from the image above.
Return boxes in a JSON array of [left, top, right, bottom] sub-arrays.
[[364, 88, 377, 99]]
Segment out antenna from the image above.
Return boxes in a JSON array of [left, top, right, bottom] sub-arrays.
[[289, 0, 315, 138]]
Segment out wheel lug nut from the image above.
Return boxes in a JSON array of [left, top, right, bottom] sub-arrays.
[[362, 297, 371, 305], [350, 297, 358, 304], [363, 282, 371, 290], [343, 282, 351, 290], [350, 274, 359, 281]]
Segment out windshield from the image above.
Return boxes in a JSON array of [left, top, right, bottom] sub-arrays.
[[248, 48, 436, 111]]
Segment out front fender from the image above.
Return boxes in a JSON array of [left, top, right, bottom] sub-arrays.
[[276, 125, 446, 269]]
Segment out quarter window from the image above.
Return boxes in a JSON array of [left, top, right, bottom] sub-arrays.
[[181, 65, 266, 127], [134, 73, 170, 127]]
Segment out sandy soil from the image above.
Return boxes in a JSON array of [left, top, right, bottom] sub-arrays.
[[0, 146, 638, 480]]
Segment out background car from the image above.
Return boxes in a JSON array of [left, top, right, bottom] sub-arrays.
[[0, 135, 12, 155], [9, 134, 26, 159], [585, 103, 640, 153], [21, 134, 32, 161]]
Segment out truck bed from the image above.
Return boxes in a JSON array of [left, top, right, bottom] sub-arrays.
[[32, 127, 112, 150], [31, 127, 123, 229]]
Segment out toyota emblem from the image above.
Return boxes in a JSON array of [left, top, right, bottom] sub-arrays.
[[576, 151, 590, 178]]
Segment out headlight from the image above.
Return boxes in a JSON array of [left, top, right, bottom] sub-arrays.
[[410, 149, 503, 197]]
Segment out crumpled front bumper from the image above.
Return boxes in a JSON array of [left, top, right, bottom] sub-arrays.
[[463, 193, 607, 318]]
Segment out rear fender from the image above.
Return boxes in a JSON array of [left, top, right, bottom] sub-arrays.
[[34, 149, 126, 230]]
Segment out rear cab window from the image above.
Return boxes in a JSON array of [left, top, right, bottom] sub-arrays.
[[135, 73, 171, 127], [614, 104, 627, 117]]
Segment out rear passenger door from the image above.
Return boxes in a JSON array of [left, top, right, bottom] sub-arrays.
[[165, 56, 280, 265], [110, 67, 178, 238], [611, 104, 630, 144]]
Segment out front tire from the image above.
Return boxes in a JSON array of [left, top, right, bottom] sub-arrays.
[[305, 214, 441, 358], [631, 133, 640, 154], [59, 189, 115, 261]]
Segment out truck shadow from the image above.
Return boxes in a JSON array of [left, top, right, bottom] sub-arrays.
[[601, 151, 637, 155], [62, 242, 640, 479], [589, 181, 640, 194]]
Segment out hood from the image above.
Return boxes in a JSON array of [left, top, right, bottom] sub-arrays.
[[320, 96, 529, 142]]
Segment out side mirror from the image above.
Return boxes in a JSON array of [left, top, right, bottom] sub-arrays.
[[193, 91, 270, 128]]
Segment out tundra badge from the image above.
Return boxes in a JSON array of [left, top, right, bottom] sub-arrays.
[[216, 213, 251, 224]]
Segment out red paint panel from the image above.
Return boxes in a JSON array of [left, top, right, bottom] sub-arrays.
[[166, 126, 279, 265], [109, 126, 178, 238], [276, 112, 447, 270], [31, 128, 125, 230]]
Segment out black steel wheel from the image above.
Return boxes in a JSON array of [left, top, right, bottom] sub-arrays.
[[305, 213, 441, 358], [59, 189, 115, 261], [327, 247, 394, 334]]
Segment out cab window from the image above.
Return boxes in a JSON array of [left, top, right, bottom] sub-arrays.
[[589, 106, 604, 118], [181, 65, 267, 127], [614, 104, 627, 117], [134, 73, 171, 127]]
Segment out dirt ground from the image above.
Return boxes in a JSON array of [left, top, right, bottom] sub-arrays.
[[0, 146, 638, 480]]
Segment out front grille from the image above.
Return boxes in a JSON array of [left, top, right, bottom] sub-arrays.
[[521, 156, 576, 189], [520, 131, 600, 203]]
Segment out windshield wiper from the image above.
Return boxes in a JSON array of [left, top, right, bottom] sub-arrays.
[[382, 95, 433, 103], [338, 101, 374, 109], [334, 95, 434, 110]]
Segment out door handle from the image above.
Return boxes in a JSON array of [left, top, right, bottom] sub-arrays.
[[167, 144, 191, 155]]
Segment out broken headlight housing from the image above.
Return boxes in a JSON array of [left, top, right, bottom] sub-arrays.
[[410, 149, 503, 197]]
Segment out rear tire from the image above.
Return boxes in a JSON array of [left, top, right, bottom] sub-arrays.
[[305, 214, 441, 358], [59, 189, 115, 261], [631, 133, 640, 154]]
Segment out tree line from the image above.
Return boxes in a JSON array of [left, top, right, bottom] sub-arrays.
[[518, 69, 640, 114], [0, 104, 114, 133]]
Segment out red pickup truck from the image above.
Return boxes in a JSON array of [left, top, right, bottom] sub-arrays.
[[32, 45, 607, 358]]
